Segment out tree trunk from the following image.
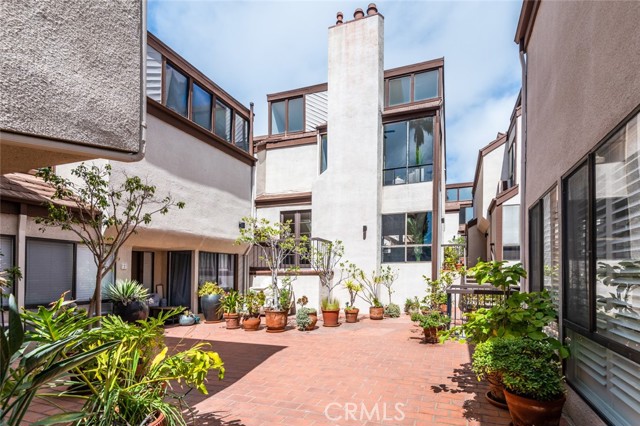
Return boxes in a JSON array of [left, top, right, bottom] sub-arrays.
[[89, 268, 103, 318], [271, 271, 279, 308]]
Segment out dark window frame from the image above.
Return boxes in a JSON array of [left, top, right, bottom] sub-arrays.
[[280, 209, 312, 268], [319, 132, 328, 174], [198, 251, 238, 290], [0, 234, 16, 295], [384, 69, 440, 108], [383, 116, 435, 186], [269, 96, 305, 136], [447, 186, 473, 202], [381, 211, 433, 263]]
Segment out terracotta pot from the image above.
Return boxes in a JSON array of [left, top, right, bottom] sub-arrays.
[[223, 312, 240, 329], [112, 301, 149, 323], [265, 310, 288, 333], [148, 411, 166, 426], [439, 304, 448, 314], [369, 306, 384, 320], [504, 389, 566, 426], [487, 372, 506, 404], [345, 308, 359, 323], [306, 312, 318, 330], [200, 294, 222, 322], [423, 326, 445, 343], [322, 309, 340, 327], [242, 315, 261, 331]]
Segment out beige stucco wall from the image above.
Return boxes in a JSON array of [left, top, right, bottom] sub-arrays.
[[0, 0, 143, 159], [524, 0, 640, 209], [262, 144, 317, 194]]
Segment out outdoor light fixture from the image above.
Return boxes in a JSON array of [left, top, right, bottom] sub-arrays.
[[363, 225, 367, 240], [239, 222, 245, 229]]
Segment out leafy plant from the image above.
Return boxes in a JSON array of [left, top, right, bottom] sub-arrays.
[[197, 281, 224, 297], [411, 311, 451, 329], [384, 303, 401, 318], [35, 164, 184, 317], [471, 337, 515, 382], [378, 266, 399, 304], [472, 260, 526, 295], [404, 297, 420, 314], [1, 295, 117, 426], [347, 264, 384, 307], [295, 298, 317, 331], [105, 279, 149, 305], [422, 272, 451, 310], [278, 275, 294, 312], [321, 296, 340, 311], [219, 290, 241, 314], [307, 239, 344, 297], [343, 279, 361, 309], [243, 290, 266, 318]]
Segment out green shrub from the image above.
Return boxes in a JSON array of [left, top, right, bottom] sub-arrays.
[[384, 303, 401, 318], [295, 307, 316, 331], [472, 337, 515, 381], [411, 311, 450, 328], [197, 281, 223, 297]]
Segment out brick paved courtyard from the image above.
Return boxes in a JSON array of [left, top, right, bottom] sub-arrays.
[[26, 314, 517, 426]]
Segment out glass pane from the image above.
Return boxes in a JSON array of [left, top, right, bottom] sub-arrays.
[[408, 117, 433, 166], [164, 63, 188, 117], [594, 112, 640, 351], [288, 97, 303, 132], [271, 101, 286, 134], [192, 83, 212, 130], [544, 188, 560, 310], [0, 236, 14, 270], [218, 254, 235, 290], [234, 116, 249, 152], [502, 204, 520, 245], [503, 246, 520, 261], [384, 168, 406, 186], [406, 212, 431, 244], [198, 251, 218, 284], [382, 214, 405, 246], [407, 246, 431, 262], [388, 76, 410, 106], [214, 100, 231, 141], [565, 163, 590, 329], [446, 189, 458, 201], [76, 245, 112, 301], [382, 247, 405, 263], [408, 165, 432, 183], [529, 201, 543, 292], [320, 134, 328, 174], [414, 70, 439, 101], [384, 121, 407, 170], [459, 187, 473, 200], [281, 212, 296, 231]]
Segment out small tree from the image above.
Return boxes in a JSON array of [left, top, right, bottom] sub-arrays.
[[307, 239, 344, 297], [378, 265, 399, 305], [236, 216, 307, 309], [35, 164, 184, 317]]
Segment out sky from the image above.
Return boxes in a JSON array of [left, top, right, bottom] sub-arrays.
[[147, 0, 523, 183]]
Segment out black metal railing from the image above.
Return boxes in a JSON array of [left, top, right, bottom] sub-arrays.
[[446, 282, 517, 326], [248, 237, 330, 272]]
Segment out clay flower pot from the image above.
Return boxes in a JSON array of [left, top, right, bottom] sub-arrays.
[[369, 306, 384, 320], [486, 372, 507, 407], [265, 310, 288, 333], [345, 308, 359, 323], [321, 309, 340, 327], [242, 315, 261, 331], [223, 312, 240, 329], [148, 411, 165, 426], [306, 312, 318, 330], [423, 325, 446, 343], [504, 389, 566, 426]]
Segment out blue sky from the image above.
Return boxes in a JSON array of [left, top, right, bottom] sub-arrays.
[[148, 0, 522, 182]]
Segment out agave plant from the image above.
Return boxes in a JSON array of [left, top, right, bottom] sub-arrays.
[[105, 279, 149, 305]]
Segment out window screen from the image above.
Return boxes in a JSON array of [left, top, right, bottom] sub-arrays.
[[26, 239, 74, 306]]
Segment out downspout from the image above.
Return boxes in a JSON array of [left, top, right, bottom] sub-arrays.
[[519, 40, 527, 291], [243, 101, 257, 293]]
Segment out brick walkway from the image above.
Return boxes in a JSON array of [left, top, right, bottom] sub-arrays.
[[26, 314, 514, 426]]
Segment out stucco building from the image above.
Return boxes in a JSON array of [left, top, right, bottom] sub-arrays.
[[517, 1, 640, 424], [252, 6, 446, 310]]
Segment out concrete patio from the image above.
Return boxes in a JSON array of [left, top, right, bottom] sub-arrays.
[[26, 315, 517, 425]]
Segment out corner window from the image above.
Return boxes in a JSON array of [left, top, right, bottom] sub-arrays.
[[382, 212, 432, 262], [271, 97, 304, 135], [164, 63, 189, 117], [383, 117, 434, 185], [386, 70, 439, 107], [414, 70, 439, 101], [320, 134, 328, 174], [214, 100, 232, 141], [192, 83, 212, 131]]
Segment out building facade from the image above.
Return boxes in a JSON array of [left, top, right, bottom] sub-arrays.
[[517, 1, 640, 425], [252, 7, 446, 310]]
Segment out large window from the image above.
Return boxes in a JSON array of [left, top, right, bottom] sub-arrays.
[[234, 116, 249, 152], [281, 210, 311, 267], [386, 69, 439, 107], [271, 97, 303, 135], [459, 206, 473, 225], [382, 212, 432, 262], [214, 100, 232, 141], [383, 117, 434, 185], [446, 186, 472, 201], [192, 83, 212, 130], [198, 252, 236, 290], [502, 204, 520, 261]]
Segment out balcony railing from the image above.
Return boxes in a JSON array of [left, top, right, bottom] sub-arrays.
[[446, 280, 518, 327], [248, 237, 330, 272]]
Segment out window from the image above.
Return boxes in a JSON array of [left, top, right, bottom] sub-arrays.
[[214, 99, 232, 141], [25, 239, 74, 306], [383, 117, 434, 185], [320, 134, 328, 174], [192, 83, 212, 130], [163, 62, 188, 117], [234, 116, 249, 152], [76, 245, 113, 301], [146, 45, 162, 102], [382, 212, 432, 262], [270, 97, 304, 135], [459, 206, 473, 225], [447, 186, 473, 201], [281, 210, 311, 267], [502, 204, 520, 261], [1, 235, 15, 292], [198, 252, 236, 290], [386, 70, 439, 107]]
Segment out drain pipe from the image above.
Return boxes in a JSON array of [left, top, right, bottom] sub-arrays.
[[519, 40, 528, 292]]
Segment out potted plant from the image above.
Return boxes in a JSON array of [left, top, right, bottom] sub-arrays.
[[105, 279, 150, 322], [178, 309, 198, 326], [344, 279, 361, 323], [198, 281, 224, 322], [320, 296, 341, 327], [411, 311, 450, 343], [472, 337, 513, 408], [349, 265, 384, 320], [263, 277, 294, 332], [219, 290, 241, 329], [378, 265, 399, 316], [242, 290, 265, 331], [404, 297, 420, 315], [295, 296, 318, 331], [497, 337, 567, 426], [384, 303, 401, 318], [422, 273, 450, 314]]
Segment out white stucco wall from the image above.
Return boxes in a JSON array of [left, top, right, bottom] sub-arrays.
[[443, 211, 460, 244], [381, 182, 433, 214], [479, 146, 505, 218], [263, 144, 317, 194]]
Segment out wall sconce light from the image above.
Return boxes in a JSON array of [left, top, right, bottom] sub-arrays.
[[239, 221, 246, 229], [363, 225, 367, 240]]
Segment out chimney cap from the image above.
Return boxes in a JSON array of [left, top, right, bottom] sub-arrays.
[[336, 11, 344, 25], [367, 3, 378, 15], [354, 8, 364, 19]]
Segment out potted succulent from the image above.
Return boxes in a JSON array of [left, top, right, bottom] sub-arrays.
[[198, 281, 224, 322], [178, 309, 198, 326], [242, 290, 265, 331], [263, 277, 294, 332], [404, 296, 420, 315], [105, 279, 150, 322], [384, 303, 401, 318], [320, 296, 340, 327], [219, 290, 241, 329], [295, 296, 318, 331], [411, 311, 450, 343], [343, 279, 361, 323], [498, 337, 567, 426]]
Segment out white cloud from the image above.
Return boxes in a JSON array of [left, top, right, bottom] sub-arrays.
[[148, 0, 522, 182]]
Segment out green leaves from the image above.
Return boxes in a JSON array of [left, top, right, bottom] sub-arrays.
[[31, 412, 87, 425]]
